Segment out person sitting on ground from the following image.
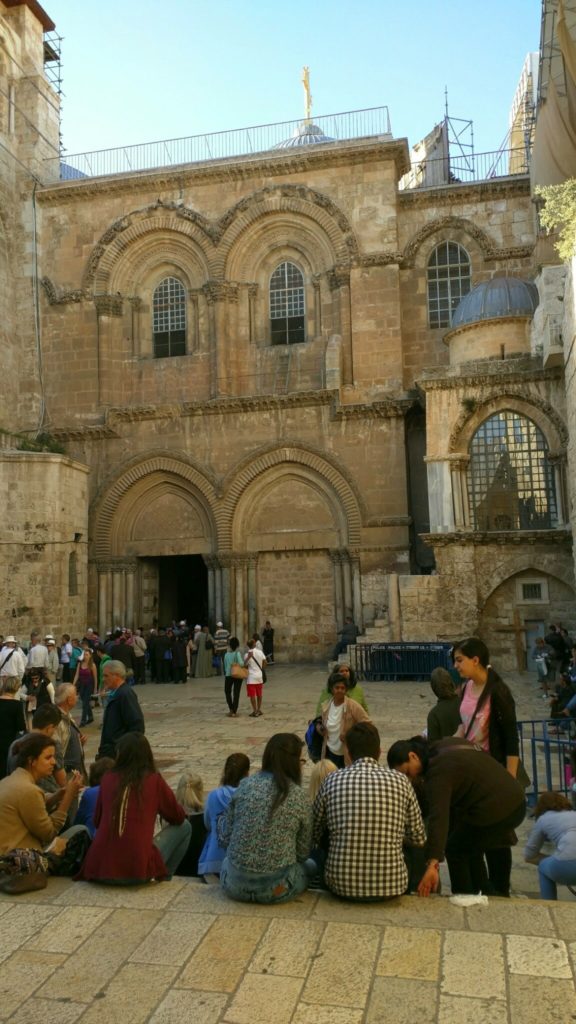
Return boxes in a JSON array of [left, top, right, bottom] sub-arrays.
[[6, 703, 67, 806], [219, 733, 312, 904], [316, 664, 369, 714], [387, 735, 526, 898], [198, 753, 250, 876], [426, 667, 461, 741], [54, 684, 87, 785], [0, 676, 27, 779], [308, 758, 337, 802], [173, 770, 207, 877], [333, 617, 359, 659], [73, 757, 115, 837], [317, 673, 370, 768], [524, 790, 576, 900], [312, 722, 425, 901], [0, 733, 83, 854], [76, 732, 191, 884]]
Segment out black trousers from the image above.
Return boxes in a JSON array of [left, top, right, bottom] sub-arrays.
[[224, 675, 242, 713], [446, 800, 526, 896]]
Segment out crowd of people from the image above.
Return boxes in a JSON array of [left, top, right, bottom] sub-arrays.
[[0, 627, 575, 903]]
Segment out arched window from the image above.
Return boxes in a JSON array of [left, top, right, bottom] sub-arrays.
[[427, 242, 471, 328], [269, 261, 305, 345], [467, 411, 557, 531], [153, 277, 186, 358]]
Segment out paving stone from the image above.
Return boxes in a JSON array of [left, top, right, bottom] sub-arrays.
[[223, 974, 303, 1024], [505, 934, 572, 978], [442, 932, 505, 999], [35, 908, 162, 1003], [73, 963, 178, 1024], [4, 998, 86, 1024], [376, 925, 441, 981], [508, 975, 576, 1024], [128, 911, 215, 966], [311, 893, 466, 930], [465, 901, 555, 936], [0, 951, 67, 1018], [302, 922, 381, 1007], [148, 991, 229, 1024], [437, 995, 509, 1024], [367, 977, 438, 1024], [550, 902, 576, 940], [0, 906, 61, 963], [170, 882, 318, 918], [22, 905, 112, 953], [248, 918, 325, 977], [176, 915, 268, 992], [291, 1006, 364, 1024], [51, 878, 187, 910]]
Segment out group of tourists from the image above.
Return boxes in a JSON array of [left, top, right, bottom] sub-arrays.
[[1, 628, 575, 903]]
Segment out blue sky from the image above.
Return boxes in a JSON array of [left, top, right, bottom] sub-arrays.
[[46, 0, 540, 159]]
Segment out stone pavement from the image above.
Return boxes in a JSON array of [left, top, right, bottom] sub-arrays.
[[1, 664, 575, 1023]]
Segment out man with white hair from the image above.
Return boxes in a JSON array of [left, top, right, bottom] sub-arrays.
[[0, 637, 27, 682], [54, 683, 86, 781], [26, 631, 49, 671], [97, 660, 145, 759]]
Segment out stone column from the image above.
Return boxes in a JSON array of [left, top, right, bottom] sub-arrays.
[[351, 557, 363, 631], [206, 557, 216, 623], [214, 562, 223, 623], [203, 281, 238, 399], [248, 284, 258, 345], [97, 565, 111, 638], [247, 556, 258, 637], [128, 296, 141, 356], [234, 557, 245, 641], [312, 275, 322, 337], [425, 458, 456, 532], [341, 551, 353, 617], [111, 569, 123, 628], [388, 572, 402, 641], [330, 550, 344, 626], [329, 268, 353, 385], [125, 563, 136, 629], [220, 557, 231, 628]]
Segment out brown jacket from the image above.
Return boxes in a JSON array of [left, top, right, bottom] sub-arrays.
[[320, 697, 371, 765], [0, 767, 67, 854]]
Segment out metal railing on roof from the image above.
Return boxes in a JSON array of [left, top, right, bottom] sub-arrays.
[[399, 147, 530, 190], [46, 106, 393, 182]]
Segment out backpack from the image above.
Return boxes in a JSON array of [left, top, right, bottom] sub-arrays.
[[305, 717, 324, 763]]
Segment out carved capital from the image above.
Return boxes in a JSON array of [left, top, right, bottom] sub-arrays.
[[328, 267, 350, 291], [94, 293, 124, 317], [202, 281, 239, 304]]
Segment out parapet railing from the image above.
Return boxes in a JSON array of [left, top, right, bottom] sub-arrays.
[[399, 147, 530, 189], [45, 106, 393, 182]]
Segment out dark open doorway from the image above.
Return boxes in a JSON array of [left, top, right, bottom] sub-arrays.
[[157, 555, 208, 627]]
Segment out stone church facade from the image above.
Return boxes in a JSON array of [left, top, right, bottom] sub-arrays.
[[1, 0, 575, 666]]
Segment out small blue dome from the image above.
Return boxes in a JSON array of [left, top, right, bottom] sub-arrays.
[[451, 276, 539, 328], [274, 122, 335, 149]]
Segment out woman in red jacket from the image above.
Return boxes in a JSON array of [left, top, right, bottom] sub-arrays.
[[76, 733, 191, 883]]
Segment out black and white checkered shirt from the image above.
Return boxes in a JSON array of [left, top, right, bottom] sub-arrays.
[[313, 758, 426, 899]]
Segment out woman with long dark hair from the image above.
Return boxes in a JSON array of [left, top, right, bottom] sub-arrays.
[[219, 733, 312, 903], [452, 637, 520, 895], [198, 752, 250, 875], [76, 733, 191, 883]]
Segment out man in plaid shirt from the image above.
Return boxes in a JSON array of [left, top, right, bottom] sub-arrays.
[[312, 722, 426, 900]]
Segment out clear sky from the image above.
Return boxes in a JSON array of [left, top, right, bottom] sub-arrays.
[[45, 0, 541, 160]]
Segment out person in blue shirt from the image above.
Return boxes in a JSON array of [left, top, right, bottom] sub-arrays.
[[73, 757, 115, 837], [524, 790, 576, 899], [199, 752, 250, 875]]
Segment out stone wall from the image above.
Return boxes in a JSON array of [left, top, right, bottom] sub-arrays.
[[1, 452, 89, 638], [257, 550, 335, 662]]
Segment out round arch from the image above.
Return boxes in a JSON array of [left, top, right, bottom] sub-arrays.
[[479, 559, 576, 607], [449, 394, 568, 455], [401, 216, 497, 268], [93, 453, 219, 559], [217, 445, 363, 550]]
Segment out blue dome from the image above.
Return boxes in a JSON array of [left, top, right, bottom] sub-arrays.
[[451, 276, 539, 328], [274, 122, 334, 149]]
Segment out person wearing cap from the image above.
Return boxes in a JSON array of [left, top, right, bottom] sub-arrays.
[[214, 622, 230, 676], [0, 637, 27, 682], [26, 632, 49, 671], [45, 638, 59, 687]]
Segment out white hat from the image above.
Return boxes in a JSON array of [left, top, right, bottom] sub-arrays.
[[46, 638, 56, 646], [4, 636, 16, 644], [194, 624, 201, 630], [217, 621, 223, 627], [44, 634, 54, 642], [179, 620, 186, 626]]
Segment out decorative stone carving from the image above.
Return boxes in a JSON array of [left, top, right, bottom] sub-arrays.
[[201, 281, 239, 304], [94, 293, 124, 317], [41, 277, 85, 305]]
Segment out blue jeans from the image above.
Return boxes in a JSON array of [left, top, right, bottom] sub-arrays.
[[220, 857, 310, 904], [153, 820, 192, 876], [538, 856, 576, 899]]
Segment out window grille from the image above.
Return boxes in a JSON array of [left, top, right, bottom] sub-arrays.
[[467, 411, 557, 531], [427, 242, 471, 328], [153, 277, 186, 358], [522, 582, 542, 601], [269, 261, 305, 344]]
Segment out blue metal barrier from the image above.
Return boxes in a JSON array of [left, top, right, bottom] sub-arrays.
[[352, 642, 454, 681], [517, 719, 575, 805]]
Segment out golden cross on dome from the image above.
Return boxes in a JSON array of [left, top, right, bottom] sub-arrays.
[[301, 66, 312, 124]]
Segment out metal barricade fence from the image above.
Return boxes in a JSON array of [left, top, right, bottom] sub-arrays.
[[352, 642, 453, 681], [517, 719, 575, 806]]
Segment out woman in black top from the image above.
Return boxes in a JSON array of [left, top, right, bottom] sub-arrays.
[[0, 677, 26, 778]]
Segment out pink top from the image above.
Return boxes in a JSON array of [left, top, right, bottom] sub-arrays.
[[460, 683, 491, 751]]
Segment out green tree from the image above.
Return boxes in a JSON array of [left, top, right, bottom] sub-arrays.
[[536, 179, 576, 262]]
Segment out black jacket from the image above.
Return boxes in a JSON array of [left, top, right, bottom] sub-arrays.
[[98, 683, 144, 758]]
